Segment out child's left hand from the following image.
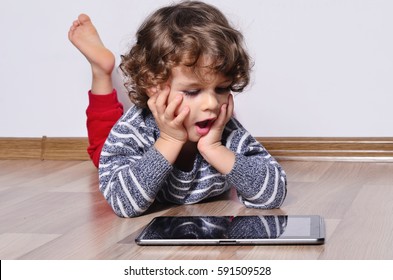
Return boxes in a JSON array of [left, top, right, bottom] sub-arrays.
[[197, 94, 234, 153]]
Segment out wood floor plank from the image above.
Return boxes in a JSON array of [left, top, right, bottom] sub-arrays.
[[0, 160, 79, 188], [9, 161, 96, 191], [280, 161, 334, 183], [18, 206, 172, 259], [279, 162, 365, 219], [319, 183, 393, 259], [0, 233, 61, 259], [0, 159, 392, 259]]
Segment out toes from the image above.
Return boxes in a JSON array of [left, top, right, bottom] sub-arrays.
[[72, 20, 79, 28], [78, 13, 91, 24]]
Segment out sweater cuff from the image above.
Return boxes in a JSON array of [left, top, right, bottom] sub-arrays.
[[134, 147, 173, 187], [225, 153, 268, 197], [88, 89, 121, 111], [226, 153, 248, 185]]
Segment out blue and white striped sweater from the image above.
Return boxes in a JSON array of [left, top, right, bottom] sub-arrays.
[[99, 106, 287, 217]]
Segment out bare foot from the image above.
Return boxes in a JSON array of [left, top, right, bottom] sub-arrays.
[[68, 14, 115, 79]]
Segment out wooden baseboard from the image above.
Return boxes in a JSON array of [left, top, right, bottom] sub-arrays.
[[0, 137, 392, 161], [257, 137, 393, 161], [0, 137, 90, 160]]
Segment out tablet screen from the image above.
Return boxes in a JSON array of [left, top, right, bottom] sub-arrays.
[[136, 215, 322, 242]]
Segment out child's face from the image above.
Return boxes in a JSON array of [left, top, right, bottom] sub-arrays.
[[167, 64, 232, 142]]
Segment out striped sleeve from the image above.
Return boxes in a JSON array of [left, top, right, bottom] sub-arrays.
[[224, 118, 287, 209], [98, 107, 172, 218]]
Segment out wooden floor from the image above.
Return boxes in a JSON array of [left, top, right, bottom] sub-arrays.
[[0, 159, 392, 260]]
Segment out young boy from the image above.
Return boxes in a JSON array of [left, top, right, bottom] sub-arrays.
[[69, 1, 287, 218]]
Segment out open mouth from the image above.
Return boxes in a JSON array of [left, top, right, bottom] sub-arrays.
[[196, 120, 211, 128], [195, 119, 215, 136]]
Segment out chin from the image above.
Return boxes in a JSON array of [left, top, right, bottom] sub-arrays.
[[188, 137, 200, 143], [187, 134, 201, 143]]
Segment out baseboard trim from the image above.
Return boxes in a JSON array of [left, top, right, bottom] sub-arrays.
[[257, 137, 393, 162], [0, 137, 392, 162], [0, 137, 90, 160]]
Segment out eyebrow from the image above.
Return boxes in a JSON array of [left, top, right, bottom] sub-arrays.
[[178, 79, 232, 88], [178, 82, 202, 88]]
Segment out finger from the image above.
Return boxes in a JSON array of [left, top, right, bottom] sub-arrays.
[[210, 103, 227, 131], [147, 91, 159, 115], [155, 85, 170, 115], [155, 85, 170, 106], [165, 94, 183, 119], [173, 106, 190, 126], [218, 103, 229, 126], [213, 94, 233, 129], [227, 93, 234, 118]]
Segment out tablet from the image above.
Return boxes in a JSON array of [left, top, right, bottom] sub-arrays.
[[135, 215, 325, 245]]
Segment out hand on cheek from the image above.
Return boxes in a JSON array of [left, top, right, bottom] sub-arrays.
[[197, 94, 234, 152], [147, 86, 189, 144], [197, 94, 236, 175]]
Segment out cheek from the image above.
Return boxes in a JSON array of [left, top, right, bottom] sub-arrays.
[[218, 94, 230, 106]]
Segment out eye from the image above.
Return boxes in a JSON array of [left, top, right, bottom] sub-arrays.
[[182, 89, 201, 96], [215, 86, 231, 94]]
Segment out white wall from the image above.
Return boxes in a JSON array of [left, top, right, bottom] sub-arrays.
[[1, 0, 392, 137]]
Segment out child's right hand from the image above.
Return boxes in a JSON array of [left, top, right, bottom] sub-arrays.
[[147, 85, 190, 145]]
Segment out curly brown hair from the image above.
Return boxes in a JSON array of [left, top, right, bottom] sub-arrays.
[[119, 0, 251, 109]]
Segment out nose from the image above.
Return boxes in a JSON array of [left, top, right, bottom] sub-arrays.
[[200, 91, 219, 111]]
